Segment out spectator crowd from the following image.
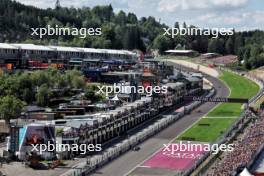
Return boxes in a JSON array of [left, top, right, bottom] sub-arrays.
[[208, 110, 264, 176]]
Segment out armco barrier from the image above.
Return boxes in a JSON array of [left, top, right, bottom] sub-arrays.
[[60, 89, 216, 176], [183, 69, 264, 176]]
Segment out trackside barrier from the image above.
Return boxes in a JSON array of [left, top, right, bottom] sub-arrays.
[[60, 89, 216, 176], [182, 69, 264, 176]]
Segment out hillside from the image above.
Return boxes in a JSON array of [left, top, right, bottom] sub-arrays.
[[0, 0, 264, 69]]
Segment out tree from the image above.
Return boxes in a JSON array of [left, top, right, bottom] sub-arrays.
[[115, 10, 126, 25], [55, 0, 61, 9], [208, 38, 225, 54], [72, 76, 85, 89], [123, 25, 145, 51], [234, 34, 244, 54], [56, 75, 68, 89], [153, 34, 172, 53], [208, 39, 217, 53], [0, 95, 25, 126], [36, 84, 51, 106], [102, 24, 116, 42], [183, 22, 187, 29], [243, 58, 251, 70], [65, 69, 86, 89], [85, 90, 103, 103], [22, 88, 33, 103], [0, 76, 20, 97], [225, 37, 234, 54], [250, 44, 262, 58], [174, 22, 180, 29], [127, 13, 137, 24], [31, 71, 50, 87], [92, 37, 112, 48]]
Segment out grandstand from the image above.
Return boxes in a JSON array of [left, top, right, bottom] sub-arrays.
[[207, 110, 264, 176], [0, 43, 137, 69]]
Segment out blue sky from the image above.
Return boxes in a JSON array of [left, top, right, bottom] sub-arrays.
[[15, 0, 264, 30]]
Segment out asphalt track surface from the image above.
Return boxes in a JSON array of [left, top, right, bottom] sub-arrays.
[[90, 64, 229, 176]]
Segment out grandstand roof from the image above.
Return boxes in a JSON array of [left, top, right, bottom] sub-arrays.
[[77, 47, 104, 54], [79, 48, 135, 55], [0, 43, 18, 49], [11, 43, 54, 51], [102, 49, 135, 55], [1, 43, 136, 56], [165, 50, 195, 54], [48, 45, 81, 52]]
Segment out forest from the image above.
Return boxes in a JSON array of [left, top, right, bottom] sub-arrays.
[[0, 0, 264, 69]]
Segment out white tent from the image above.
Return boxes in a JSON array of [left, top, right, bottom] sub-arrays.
[[111, 95, 120, 101], [240, 168, 254, 176]]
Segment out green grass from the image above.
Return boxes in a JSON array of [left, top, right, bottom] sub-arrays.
[[177, 70, 259, 142], [177, 118, 236, 142], [220, 71, 259, 98], [207, 71, 259, 117]]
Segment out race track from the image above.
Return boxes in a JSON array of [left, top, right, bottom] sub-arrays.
[[90, 62, 229, 176]]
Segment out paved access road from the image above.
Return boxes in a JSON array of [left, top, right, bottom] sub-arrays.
[[90, 63, 229, 176]]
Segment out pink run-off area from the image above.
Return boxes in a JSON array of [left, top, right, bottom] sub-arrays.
[[142, 143, 206, 170]]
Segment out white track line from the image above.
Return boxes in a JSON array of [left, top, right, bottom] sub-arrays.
[[203, 116, 238, 119]]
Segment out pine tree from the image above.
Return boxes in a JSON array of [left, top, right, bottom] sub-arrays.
[[55, 0, 61, 9]]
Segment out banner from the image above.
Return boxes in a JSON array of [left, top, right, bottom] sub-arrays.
[[184, 96, 248, 103]]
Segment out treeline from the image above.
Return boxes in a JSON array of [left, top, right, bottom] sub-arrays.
[[153, 25, 264, 69], [0, 69, 84, 106], [0, 68, 104, 106], [0, 0, 264, 69], [0, 0, 166, 51], [0, 68, 105, 123], [235, 31, 264, 69], [206, 30, 264, 69]]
